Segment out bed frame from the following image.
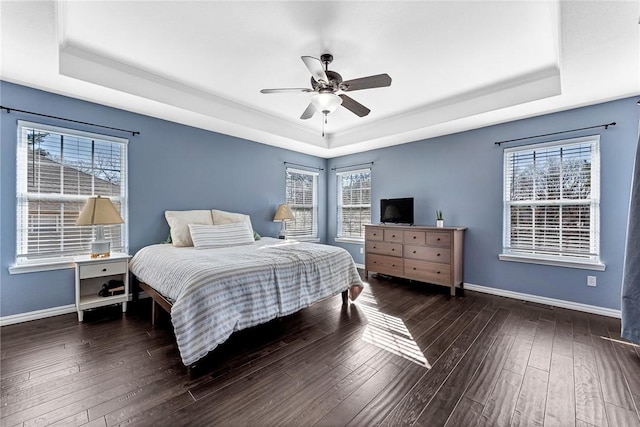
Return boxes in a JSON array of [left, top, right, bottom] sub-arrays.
[[135, 277, 349, 326]]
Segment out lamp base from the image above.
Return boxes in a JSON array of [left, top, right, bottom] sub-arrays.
[[91, 240, 111, 258]]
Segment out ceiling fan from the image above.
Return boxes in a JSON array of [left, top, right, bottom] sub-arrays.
[[260, 53, 391, 134]]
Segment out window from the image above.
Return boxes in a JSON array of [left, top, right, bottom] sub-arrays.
[[501, 135, 602, 269], [337, 168, 371, 240], [285, 168, 318, 240], [15, 121, 128, 267]]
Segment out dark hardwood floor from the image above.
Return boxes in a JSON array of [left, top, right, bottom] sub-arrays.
[[2, 274, 640, 426]]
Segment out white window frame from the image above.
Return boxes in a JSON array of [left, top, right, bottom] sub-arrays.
[[285, 167, 319, 241], [499, 135, 605, 271], [10, 121, 129, 274], [336, 168, 371, 243]]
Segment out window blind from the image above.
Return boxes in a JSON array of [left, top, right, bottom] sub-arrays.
[[16, 121, 128, 264], [337, 168, 371, 239], [503, 135, 600, 262], [285, 168, 318, 239]]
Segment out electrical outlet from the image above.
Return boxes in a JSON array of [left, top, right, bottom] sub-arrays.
[[587, 275, 597, 287], [360, 247, 364, 254]]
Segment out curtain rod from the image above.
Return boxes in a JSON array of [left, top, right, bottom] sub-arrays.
[[330, 161, 374, 171], [494, 122, 616, 146], [284, 161, 324, 171], [1, 106, 140, 136]]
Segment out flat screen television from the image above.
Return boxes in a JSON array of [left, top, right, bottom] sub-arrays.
[[380, 197, 414, 225]]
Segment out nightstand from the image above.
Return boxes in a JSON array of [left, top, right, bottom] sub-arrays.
[[74, 253, 131, 322]]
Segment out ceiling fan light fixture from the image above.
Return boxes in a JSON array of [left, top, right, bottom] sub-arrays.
[[311, 92, 342, 114]]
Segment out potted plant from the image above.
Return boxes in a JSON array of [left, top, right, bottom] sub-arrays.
[[436, 210, 444, 227]]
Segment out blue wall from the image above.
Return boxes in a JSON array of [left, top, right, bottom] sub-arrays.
[[0, 81, 327, 317], [328, 97, 640, 310], [2, 80, 638, 317]]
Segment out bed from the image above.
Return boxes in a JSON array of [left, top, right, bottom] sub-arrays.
[[129, 237, 364, 366]]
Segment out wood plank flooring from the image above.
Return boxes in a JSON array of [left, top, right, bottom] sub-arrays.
[[2, 273, 639, 426]]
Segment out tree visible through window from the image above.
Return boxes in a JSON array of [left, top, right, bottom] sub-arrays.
[[16, 121, 128, 264], [285, 168, 318, 239], [337, 169, 371, 240], [502, 135, 600, 264]]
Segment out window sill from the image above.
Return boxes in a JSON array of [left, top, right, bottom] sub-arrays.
[[9, 260, 75, 275], [285, 237, 320, 243], [498, 253, 606, 271], [334, 237, 364, 244]]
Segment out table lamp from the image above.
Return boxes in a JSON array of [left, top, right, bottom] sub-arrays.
[[76, 195, 124, 258], [273, 203, 295, 239]]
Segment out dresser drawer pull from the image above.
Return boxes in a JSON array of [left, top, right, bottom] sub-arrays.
[[392, 234, 396, 238], [413, 267, 417, 270], [413, 250, 417, 254], [413, 236, 417, 239], [391, 248, 395, 251], [373, 246, 377, 249], [373, 261, 377, 264], [437, 271, 441, 274], [373, 233, 377, 236], [392, 264, 397, 267], [437, 238, 441, 241], [102, 268, 107, 272], [437, 253, 441, 257]]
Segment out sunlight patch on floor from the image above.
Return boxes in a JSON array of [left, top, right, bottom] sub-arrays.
[[357, 288, 430, 368]]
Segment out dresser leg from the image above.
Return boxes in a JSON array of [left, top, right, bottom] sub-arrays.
[[77, 310, 84, 322], [122, 301, 127, 313]]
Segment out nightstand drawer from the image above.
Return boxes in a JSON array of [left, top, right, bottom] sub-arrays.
[[79, 260, 128, 279]]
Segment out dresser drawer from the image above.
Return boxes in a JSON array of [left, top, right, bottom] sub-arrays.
[[404, 259, 451, 284], [405, 245, 451, 263], [366, 241, 403, 257], [383, 229, 403, 243], [426, 232, 451, 247], [366, 253, 404, 276], [366, 228, 384, 241], [79, 260, 128, 279], [404, 230, 426, 245]]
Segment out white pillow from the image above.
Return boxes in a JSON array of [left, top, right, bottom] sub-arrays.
[[211, 209, 254, 235], [165, 210, 213, 247], [189, 222, 255, 249]]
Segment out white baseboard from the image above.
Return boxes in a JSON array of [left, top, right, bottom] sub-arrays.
[[0, 292, 150, 327], [464, 282, 621, 318], [1, 284, 620, 326], [0, 304, 76, 326], [355, 263, 365, 270]]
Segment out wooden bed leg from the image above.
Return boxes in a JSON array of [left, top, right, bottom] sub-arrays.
[[151, 299, 157, 327], [342, 290, 349, 305]]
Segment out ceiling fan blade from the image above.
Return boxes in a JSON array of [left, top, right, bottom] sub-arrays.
[[260, 88, 314, 94], [340, 74, 392, 92], [339, 94, 370, 117], [300, 103, 316, 120], [301, 56, 329, 83]]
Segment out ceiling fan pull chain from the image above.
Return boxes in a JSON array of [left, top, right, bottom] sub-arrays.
[[322, 114, 326, 137]]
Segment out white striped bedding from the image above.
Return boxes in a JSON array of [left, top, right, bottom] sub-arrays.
[[129, 238, 363, 366]]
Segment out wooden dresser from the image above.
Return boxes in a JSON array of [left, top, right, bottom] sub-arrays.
[[364, 224, 465, 296]]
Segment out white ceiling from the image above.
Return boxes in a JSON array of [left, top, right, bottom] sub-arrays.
[[1, 1, 638, 158]]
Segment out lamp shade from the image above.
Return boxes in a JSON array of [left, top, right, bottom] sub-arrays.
[[76, 196, 124, 226], [311, 92, 343, 114], [273, 204, 295, 221]]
